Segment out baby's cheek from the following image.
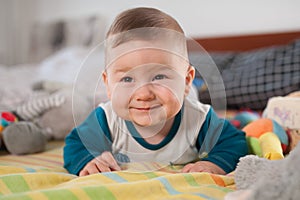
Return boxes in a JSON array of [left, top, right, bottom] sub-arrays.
[[110, 87, 132, 119], [159, 79, 185, 100], [161, 86, 183, 106]]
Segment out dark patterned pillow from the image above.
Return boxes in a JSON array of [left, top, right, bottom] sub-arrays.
[[194, 39, 300, 110], [189, 52, 236, 79]]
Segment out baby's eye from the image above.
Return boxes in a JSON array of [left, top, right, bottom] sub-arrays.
[[152, 74, 167, 81], [120, 76, 133, 82]]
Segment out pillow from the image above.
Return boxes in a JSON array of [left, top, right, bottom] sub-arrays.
[[192, 39, 300, 110], [189, 52, 236, 79]]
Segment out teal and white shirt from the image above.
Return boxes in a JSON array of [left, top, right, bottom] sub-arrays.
[[64, 98, 247, 175]]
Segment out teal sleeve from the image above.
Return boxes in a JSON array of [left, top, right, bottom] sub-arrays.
[[63, 107, 112, 175], [197, 108, 248, 173]]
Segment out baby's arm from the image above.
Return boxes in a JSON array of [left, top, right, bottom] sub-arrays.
[[63, 107, 114, 175], [181, 161, 225, 174], [79, 151, 121, 176], [193, 108, 248, 174]]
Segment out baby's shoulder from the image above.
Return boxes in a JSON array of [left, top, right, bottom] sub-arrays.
[[184, 98, 211, 114]]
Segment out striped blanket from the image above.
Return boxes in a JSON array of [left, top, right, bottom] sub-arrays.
[[0, 141, 235, 200]]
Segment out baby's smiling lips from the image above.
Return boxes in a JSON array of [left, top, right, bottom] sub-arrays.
[[136, 107, 150, 111], [130, 105, 161, 111]]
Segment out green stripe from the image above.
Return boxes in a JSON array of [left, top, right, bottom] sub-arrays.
[[182, 174, 230, 199], [182, 174, 199, 186], [83, 186, 116, 200], [43, 189, 78, 200], [183, 174, 233, 194], [0, 194, 31, 200], [143, 172, 159, 179], [1, 175, 31, 193]]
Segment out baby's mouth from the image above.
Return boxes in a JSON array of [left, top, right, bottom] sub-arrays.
[[131, 105, 161, 111]]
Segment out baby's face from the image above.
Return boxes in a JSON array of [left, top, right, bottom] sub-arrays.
[[103, 43, 194, 127]]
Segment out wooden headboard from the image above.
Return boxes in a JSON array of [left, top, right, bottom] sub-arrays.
[[188, 30, 300, 52]]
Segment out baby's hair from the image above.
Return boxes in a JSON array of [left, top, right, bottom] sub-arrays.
[[106, 7, 184, 47]]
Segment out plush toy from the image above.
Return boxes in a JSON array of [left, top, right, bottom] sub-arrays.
[[0, 81, 92, 155], [1, 121, 48, 154], [262, 90, 300, 152], [225, 142, 300, 200], [287, 129, 300, 151], [242, 118, 289, 160]]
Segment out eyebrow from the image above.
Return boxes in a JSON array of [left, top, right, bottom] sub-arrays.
[[109, 65, 133, 73]]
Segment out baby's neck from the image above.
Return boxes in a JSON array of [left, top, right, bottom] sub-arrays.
[[133, 118, 175, 145]]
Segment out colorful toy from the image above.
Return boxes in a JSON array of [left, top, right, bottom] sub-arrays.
[[230, 110, 260, 129], [242, 118, 289, 160], [0, 112, 18, 148], [0, 112, 18, 132]]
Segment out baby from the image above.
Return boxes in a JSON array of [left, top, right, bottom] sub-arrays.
[[63, 7, 247, 176]]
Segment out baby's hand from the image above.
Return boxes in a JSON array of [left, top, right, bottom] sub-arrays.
[[181, 161, 225, 175], [79, 151, 121, 176]]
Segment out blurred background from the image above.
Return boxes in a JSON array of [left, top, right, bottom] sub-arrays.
[[1, 0, 300, 66]]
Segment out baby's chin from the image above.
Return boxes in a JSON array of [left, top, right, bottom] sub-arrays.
[[131, 115, 169, 129], [116, 108, 171, 128], [131, 117, 161, 127]]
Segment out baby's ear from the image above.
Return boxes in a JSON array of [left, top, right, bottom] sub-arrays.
[[184, 65, 195, 96], [102, 71, 111, 99]]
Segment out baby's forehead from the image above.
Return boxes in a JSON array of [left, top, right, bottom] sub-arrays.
[[105, 27, 187, 64], [108, 49, 177, 69], [106, 40, 188, 68], [107, 40, 179, 55]]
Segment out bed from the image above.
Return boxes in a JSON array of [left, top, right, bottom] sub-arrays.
[[1, 24, 300, 199]]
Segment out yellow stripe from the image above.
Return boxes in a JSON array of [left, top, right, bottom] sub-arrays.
[[163, 173, 192, 193], [69, 188, 91, 199], [107, 178, 169, 200], [22, 172, 75, 190], [0, 166, 27, 175], [62, 173, 116, 187], [0, 148, 63, 169], [112, 171, 150, 182], [0, 165, 66, 175], [197, 187, 228, 199], [0, 157, 62, 168], [27, 192, 49, 200], [158, 174, 225, 199], [0, 180, 12, 194], [191, 172, 216, 185]]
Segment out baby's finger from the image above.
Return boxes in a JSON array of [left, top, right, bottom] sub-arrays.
[[84, 164, 101, 175], [79, 169, 89, 176], [188, 165, 206, 173], [94, 159, 113, 172], [181, 163, 194, 173], [101, 151, 121, 170]]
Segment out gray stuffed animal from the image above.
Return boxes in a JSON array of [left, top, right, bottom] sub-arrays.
[[0, 81, 92, 155], [225, 142, 300, 200]]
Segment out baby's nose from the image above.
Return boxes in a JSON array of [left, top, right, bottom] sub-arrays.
[[134, 84, 155, 101]]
